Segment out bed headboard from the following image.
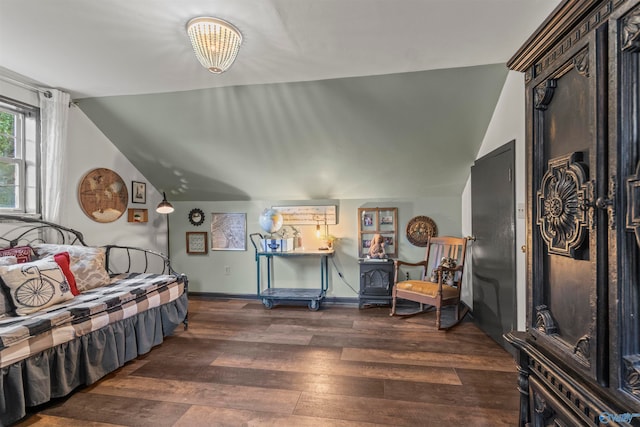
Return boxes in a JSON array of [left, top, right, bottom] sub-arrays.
[[0, 215, 87, 248], [0, 215, 181, 278]]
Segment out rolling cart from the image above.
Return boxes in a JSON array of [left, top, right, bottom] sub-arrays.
[[250, 233, 333, 311]]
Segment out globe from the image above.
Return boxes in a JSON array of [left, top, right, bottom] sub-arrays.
[[259, 208, 283, 234]]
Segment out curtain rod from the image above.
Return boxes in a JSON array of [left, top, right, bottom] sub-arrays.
[[0, 75, 52, 98]]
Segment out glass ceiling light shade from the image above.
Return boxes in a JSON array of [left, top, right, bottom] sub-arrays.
[[156, 192, 175, 214], [186, 17, 243, 74]]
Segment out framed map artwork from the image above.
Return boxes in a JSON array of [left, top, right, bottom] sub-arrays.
[[78, 168, 128, 223], [211, 213, 247, 251]]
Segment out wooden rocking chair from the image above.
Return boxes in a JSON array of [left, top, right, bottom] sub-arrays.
[[390, 236, 469, 330]]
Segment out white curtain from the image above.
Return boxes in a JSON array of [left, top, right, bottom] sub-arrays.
[[39, 89, 70, 223]]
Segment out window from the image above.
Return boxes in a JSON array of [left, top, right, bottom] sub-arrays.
[[0, 96, 39, 213]]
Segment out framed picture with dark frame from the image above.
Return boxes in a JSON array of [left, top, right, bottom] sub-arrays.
[[132, 181, 146, 204], [186, 232, 208, 254]]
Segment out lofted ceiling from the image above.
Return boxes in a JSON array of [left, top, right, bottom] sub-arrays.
[[0, 0, 560, 202]]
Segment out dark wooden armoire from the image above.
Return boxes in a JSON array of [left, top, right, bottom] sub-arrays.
[[505, 0, 640, 425]]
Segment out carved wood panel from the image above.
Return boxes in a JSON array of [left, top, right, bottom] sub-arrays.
[[508, 1, 640, 424], [529, 32, 603, 382], [619, 3, 640, 402], [536, 152, 591, 258], [623, 355, 640, 397], [529, 376, 593, 426]]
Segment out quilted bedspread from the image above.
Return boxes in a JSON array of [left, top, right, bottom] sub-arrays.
[[0, 272, 185, 368]]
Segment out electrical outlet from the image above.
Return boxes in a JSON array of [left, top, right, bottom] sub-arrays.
[[224, 266, 231, 275], [517, 203, 525, 219]]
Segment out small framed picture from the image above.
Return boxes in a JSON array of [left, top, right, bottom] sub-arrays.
[[127, 208, 148, 223], [132, 181, 146, 204], [186, 232, 208, 254], [382, 234, 395, 255], [361, 211, 377, 231], [362, 233, 376, 251], [379, 209, 395, 231]]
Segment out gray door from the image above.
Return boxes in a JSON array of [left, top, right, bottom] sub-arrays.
[[471, 140, 516, 349]]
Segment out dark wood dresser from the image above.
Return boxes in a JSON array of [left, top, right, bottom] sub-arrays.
[[505, 0, 640, 425]]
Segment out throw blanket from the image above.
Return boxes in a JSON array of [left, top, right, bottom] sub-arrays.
[[0, 273, 184, 368]]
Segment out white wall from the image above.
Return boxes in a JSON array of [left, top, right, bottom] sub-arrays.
[[63, 106, 168, 252], [1, 81, 168, 255], [461, 70, 527, 330], [2, 77, 523, 310], [169, 196, 462, 299]]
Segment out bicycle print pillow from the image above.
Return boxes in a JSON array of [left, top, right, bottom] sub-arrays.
[[0, 258, 74, 315]]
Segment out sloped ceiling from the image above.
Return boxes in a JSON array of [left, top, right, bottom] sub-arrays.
[[78, 64, 508, 201], [0, 0, 561, 201]]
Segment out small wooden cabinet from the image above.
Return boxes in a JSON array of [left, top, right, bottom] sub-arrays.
[[506, 0, 640, 425], [358, 259, 394, 308]]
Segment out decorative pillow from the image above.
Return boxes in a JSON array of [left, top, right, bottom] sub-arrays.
[[0, 258, 74, 315], [0, 246, 33, 263], [53, 252, 79, 296], [32, 244, 110, 292], [0, 256, 18, 316], [0, 256, 18, 266]]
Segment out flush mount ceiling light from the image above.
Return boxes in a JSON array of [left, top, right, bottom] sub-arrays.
[[186, 17, 243, 74]]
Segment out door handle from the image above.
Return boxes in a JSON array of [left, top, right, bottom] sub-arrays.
[[581, 177, 616, 230], [595, 197, 613, 209]]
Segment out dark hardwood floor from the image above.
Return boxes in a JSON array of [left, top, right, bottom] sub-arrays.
[[15, 297, 520, 426]]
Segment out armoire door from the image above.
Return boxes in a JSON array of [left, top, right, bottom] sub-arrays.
[[526, 25, 609, 384], [614, 1, 640, 401], [506, 1, 640, 422]]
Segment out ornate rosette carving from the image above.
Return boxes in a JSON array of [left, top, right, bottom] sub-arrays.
[[537, 152, 590, 257], [406, 215, 437, 247], [622, 6, 640, 52], [626, 161, 640, 248]]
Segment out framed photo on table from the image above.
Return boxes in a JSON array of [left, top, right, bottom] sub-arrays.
[[132, 181, 146, 204], [186, 232, 208, 254]]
